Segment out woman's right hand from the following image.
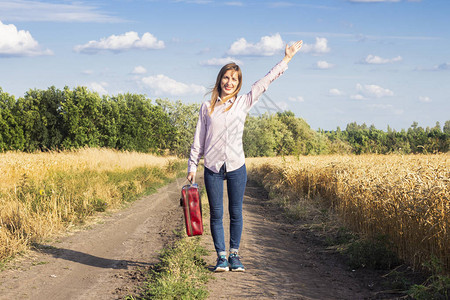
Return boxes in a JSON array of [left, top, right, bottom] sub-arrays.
[[187, 172, 196, 184]]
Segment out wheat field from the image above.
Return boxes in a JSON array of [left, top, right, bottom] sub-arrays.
[[0, 148, 183, 261], [247, 154, 449, 273]]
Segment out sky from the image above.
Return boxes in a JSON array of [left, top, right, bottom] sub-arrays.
[[0, 0, 449, 131]]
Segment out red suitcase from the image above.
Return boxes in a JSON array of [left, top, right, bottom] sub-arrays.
[[180, 183, 203, 236]]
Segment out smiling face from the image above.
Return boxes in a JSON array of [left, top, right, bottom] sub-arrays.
[[220, 70, 240, 99]]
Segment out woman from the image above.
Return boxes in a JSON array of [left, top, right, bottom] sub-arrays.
[[187, 40, 303, 272]]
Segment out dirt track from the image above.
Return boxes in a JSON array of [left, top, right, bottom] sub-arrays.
[[1, 172, 389, 299], [0, 177, 186, 300], [202, 179, 387, 300]]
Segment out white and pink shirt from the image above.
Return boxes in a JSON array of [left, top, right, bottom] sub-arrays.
[[188, 60, 288, 174]]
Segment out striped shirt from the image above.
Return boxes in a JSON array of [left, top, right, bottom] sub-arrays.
[[188, 60, 288, 174]]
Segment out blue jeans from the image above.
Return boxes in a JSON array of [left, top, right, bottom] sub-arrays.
[[204, 163, 247, 256]]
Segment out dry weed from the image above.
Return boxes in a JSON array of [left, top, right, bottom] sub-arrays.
[[0, 148, 182, 261]]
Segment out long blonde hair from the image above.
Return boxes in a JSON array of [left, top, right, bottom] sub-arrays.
[[208, 62, 242, 115]]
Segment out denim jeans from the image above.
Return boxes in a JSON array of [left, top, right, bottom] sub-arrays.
[[204, 163, 247, 256]]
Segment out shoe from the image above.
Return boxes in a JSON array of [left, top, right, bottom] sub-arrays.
[[214, 255, 229, 272], [228, 252, 245, 272]]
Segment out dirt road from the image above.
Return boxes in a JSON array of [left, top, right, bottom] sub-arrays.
[[1, 172, 388, 299], [0, 177, 187, 300], [202, 179, 387, 300]]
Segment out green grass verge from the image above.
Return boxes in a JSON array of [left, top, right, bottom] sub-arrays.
[[128, 179, 212, 300], [407, 257, 450, 300], [128, 235, 211, 300]]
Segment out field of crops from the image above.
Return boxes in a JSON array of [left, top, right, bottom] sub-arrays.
[[247, 154, 449, 273], [0, 148, 182, 261]]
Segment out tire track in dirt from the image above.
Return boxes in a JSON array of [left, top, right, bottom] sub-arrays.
[[0, 177, 188, 300], [1, 173, 387, 300], [202, 178, 383, 300]]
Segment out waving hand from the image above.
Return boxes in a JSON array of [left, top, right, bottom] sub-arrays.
[[283, 40, 303, 63]]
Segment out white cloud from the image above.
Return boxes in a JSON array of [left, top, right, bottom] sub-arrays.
[[356, 83, 394, 98], [131, 66, 147, 74], [0, 0, 123, 23], [225, 2, 244, 6], [363, 54, 402, 64], [227, 33, 284, 56], [269, 2, 296, 7], [300, 37, 330, 55], [0, 20, 52, 57], [88, 82, 108, 96], [288, 96, 305, 102], [369, 104, 393, 109], [200, 57, 243, 66], [142, 75, 206, 96], [277, 101, 289, 110], [419, 96, 432, 103], [74, 31, 165, 54], [351, 94, 366, 100], [82, 70, 94, 75], [316, 60, 334, 69], [328, 88, 344, 96]]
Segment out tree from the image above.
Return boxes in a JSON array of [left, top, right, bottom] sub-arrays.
[[276, 111, 318, 155], [407, 122, 428, 153], [0, 88, 25, 151], [14, 87, 65, 151], [113, 94, 176, 153], [60, 86, 102, 149], [156, 99, 200, 157], [344, 122, 370, 154], [244, 114, 278, 157], [97, 96, 119, 148], [443, 120, 450, 135]]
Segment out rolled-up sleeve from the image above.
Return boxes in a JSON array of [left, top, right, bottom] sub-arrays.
[[188, 102, 207, 173]]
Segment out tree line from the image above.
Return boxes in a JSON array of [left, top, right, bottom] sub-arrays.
[[0, 86, 198, 155], [325, 121, 449, 155], [1, 86, 448, 156]]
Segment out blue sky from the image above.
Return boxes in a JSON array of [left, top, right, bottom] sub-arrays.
[[0, 0, 449, 131]]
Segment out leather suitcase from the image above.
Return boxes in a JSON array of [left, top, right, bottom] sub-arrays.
[[180, 183, 203, 236]]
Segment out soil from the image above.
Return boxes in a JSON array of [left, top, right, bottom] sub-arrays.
[[0, 177, 187, 300], [1, 173, 400, 300], [201, 178, 400, 300]]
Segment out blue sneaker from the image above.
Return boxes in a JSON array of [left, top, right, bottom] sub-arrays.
[[228, 252, 245, 272], [214, 255, 229, 272]]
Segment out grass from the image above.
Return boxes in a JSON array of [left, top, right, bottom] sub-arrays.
[[0, 148, 185, 263], [131, 236, 211, 300], [408, 257, 450, 300], [246, 154, 450, 299], [246, 154, 449, 274], [128, 185, 211, 300], [343, 235, 401, 270]]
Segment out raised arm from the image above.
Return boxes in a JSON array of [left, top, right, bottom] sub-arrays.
[[282, 40, 303, 64]]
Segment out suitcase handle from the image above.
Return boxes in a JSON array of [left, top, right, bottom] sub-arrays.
[[180, 183, 198, 206], [180, 183, 198, 207]]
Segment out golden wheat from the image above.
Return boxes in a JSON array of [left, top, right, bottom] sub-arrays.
[[247, 154, 449, 273], [0, 148, 183, 261], [0, 148, 177, 191]]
